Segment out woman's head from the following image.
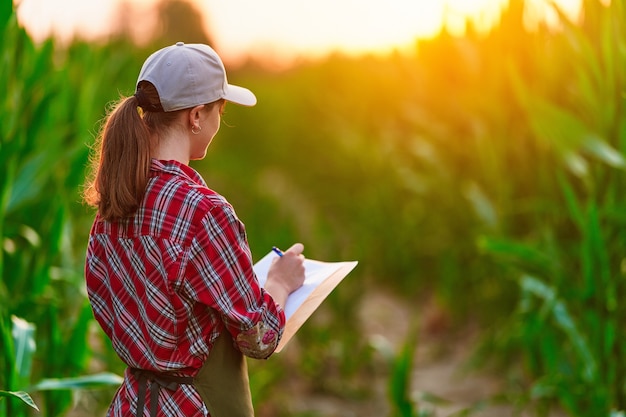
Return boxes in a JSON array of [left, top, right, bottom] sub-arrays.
[[136, 42, 256, 110], [83, 42, 255, 221]]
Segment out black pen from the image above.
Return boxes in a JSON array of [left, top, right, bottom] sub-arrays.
[[272, 246, 284, 257]]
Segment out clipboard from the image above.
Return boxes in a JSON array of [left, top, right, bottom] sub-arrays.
[[253, 251, 358, 352]]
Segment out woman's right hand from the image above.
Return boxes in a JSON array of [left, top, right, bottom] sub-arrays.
[[263, 243, 305, 308]]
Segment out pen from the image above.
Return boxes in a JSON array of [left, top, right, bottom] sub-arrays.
[[272, 246, 284, 257]]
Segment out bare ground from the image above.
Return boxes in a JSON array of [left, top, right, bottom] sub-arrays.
[[278, 291, 560, 417]]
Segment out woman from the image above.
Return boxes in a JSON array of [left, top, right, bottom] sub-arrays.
[[83, 42, 305, 417]]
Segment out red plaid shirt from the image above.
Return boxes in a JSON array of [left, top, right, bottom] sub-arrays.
[[85, 159, 285, 416]]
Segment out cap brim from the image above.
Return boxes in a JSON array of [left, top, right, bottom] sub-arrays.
[[224, 84, 257, 107]]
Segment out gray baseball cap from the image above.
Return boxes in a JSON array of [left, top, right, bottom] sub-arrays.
[[136, 42, 257, 111]]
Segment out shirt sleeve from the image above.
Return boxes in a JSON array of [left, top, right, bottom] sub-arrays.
[[185, 201, 285, 359]]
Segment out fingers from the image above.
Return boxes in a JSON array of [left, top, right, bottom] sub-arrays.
[[284, 242, 304, 256], [266, 243, 306, 297]]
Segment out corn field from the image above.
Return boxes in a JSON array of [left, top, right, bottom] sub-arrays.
[[1, 0, 626, 416]]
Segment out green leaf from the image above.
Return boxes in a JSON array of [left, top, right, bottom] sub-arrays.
[[11, 316, 36, 382], [0, 390, 39, 411], [388, 327, 418, 417], [557, 171, 585, 229], [32, 372, 123, 391], [562, 151, 589, 178], [65, 302, 94, 371], [0, 0, 12, 32], [477, 236, 555, 274], [520, 275, 598, 383], [463, 181, 498, 229], [582, 135, 626, 168], [6, 152, 49, 214]]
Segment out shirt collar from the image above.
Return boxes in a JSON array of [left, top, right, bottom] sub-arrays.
[[150, 159, 207, 187]]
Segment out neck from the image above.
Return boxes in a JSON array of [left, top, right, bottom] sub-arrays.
[[151, 132, 190, 165]]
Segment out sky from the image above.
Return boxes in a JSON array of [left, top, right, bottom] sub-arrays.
[[15, 0, 583, 64]]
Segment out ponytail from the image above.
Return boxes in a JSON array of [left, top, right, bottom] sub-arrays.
[[83, 95, 152, 221]]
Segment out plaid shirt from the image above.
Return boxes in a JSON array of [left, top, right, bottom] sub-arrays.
[[85, 159, 285, 416]]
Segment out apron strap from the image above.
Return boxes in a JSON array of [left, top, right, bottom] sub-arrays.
[[130, 368, 193, 417]]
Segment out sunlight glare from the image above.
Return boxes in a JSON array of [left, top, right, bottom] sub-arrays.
[[524, 0, 582, 29], [444, 0, 509, 35], [15, 0, 589, 64], [203, 0, 446, 61]]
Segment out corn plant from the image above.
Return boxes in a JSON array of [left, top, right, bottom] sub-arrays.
[[470, 0, 626, 415], [1, 5, 126, 416], [0, 317, 39, 413], [3, 0, 626, 415], [372, 326, 482, 417]]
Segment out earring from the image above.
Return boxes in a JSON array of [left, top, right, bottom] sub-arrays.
[[191, 125, 202, 135]]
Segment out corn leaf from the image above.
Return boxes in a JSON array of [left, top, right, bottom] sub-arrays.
[[520, 275, 598, 383], [0, 390, 39, 411], [10, 316, 35, 383], [32, 372, 123, 391]]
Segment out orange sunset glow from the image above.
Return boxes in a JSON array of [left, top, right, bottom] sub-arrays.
[[15, 0, 582, 64]]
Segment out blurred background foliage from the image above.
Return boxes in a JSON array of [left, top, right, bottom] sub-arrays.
[[1, 0, 626, 416]]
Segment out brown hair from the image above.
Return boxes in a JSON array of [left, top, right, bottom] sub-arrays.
[[83, 82, 182, 221]]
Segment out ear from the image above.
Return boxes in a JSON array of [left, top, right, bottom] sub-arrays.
[[188, 104, 206, 128]]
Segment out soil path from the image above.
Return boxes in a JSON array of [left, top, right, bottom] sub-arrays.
[[284, 291, 535, 417]]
